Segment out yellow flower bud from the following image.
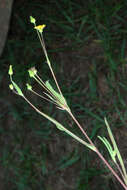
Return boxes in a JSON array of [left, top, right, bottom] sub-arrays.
[[9, 84, 14, 90]]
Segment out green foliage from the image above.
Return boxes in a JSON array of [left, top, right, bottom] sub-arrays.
[[57, 149, 80, 170], [77, 168, 105, 190]]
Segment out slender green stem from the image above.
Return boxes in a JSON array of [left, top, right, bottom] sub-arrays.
[[26, 90, 127, 189], [105, 118, 127, 185], [68, 110, 95, 146], [96, 150, 127, 190], [36, 31, 62, 95], [115, 161, 126, 183], [25, 18, 127, 189], [48, 61, 63, 96], [68, 110, 127, 190], [30, 89, 58, 106], [33, 75, 54, 99], [22, 96, 95, 151]]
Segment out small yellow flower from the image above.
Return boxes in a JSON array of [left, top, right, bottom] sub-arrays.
[[9, 84, 14, 90], [34, 25, 46, 33]]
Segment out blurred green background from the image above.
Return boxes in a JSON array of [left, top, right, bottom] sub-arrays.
[[0, 0, 127, 189]]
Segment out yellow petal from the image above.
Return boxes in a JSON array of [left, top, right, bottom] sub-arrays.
[[34, 25, 46, 33]]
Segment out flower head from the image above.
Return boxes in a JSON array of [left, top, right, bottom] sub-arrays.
[[9, 84, 14, 90], [28, 67, 37, 78], [26, 83, 32, 91], [34, 25, 46, 33], [8, 65, 13, 76], [30, 16, 36, 24]]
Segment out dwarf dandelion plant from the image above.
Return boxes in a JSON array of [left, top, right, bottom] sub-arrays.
[[8, 16, 127, 190]]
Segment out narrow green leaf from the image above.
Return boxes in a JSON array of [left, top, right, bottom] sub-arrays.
[[12, 81, 24, 97], [29, 104, 96, 152], [58, 155, 80, 170], [104, 118, 117, 151], [98, 136, 116, 163], [104, 118, 127, 181], [55, 123, 65, 131], [98, 136, 111, 152], [45, 80, 61, 99], [45, 80, 67, 107]]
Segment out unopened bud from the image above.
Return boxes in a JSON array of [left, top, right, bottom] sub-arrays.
[[8, 65, 13, 76]]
